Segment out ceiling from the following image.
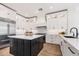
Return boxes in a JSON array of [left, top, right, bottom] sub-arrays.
[[3, 3, 79, 17]]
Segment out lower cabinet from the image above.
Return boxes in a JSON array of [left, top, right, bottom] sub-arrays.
[[10, 39, 17, 55], [46, 34, 62, 45], [46, 34, 79, 56], [61, 40, 79, 56], [31, 37, 43, 56]]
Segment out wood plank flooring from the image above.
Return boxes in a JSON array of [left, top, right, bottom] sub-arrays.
[[0, 43, 62, 56], [38, 43, 62, 56]]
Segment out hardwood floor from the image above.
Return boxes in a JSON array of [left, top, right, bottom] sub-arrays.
[[38, 43, 62, 56], [0, 43, 62, 56], [0, 47, 12, 56]]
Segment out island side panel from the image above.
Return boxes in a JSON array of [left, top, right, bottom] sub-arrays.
[[17, 39, 25, 56], [10, 38, 19, 56], [23, 40, 31, 56], [10, 38, 31, 56], [31, 36, 44, 56]]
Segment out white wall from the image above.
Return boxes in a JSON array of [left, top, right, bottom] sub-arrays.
[[67, 6, 79, 34]]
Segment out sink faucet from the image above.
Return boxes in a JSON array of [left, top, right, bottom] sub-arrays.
[[70, 27, 78, 38]]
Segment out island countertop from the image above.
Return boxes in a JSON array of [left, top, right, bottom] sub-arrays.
[[8, 35, 44, 40]]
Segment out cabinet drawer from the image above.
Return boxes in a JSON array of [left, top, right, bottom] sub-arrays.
[[66, 46, 78, 56], [66, 41, 79, 56], [46, 35, 57, 40], [46, 34, 62, 44]]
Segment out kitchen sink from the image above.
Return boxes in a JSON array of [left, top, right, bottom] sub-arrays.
[[64, 36, 75, 38]]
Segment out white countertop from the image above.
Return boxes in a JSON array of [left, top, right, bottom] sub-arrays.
[[8, 35, 44, 40], [60, 35, 79, 51]]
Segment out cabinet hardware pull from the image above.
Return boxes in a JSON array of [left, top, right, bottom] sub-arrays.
[[61, 42, 62, 46], [64, 40, 67, 43], [68, 47, 75, 54]]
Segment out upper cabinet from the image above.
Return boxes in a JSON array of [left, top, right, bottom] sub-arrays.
[[0, 17, 16, 35], [46, 9, 68, 34], [0, 21, 8, 35], [9, 23, 16, 34], [16, 14, 28, 30]]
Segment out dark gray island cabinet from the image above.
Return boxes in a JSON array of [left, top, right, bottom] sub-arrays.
[[8, 35, 44, 56]]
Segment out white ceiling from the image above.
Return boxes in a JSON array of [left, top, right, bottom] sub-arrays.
[[4, 3, 79, 17]]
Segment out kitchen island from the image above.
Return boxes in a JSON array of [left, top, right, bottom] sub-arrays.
[[8, 35, 44, 56]]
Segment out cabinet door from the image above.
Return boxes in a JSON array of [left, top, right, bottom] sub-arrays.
[[47, 11, 67, 30], [62, 40, 78, 56], [23, 40, 30, 56], [52, 35, 62, 44], [0, 21, 8, 35], [60, 39, 69, 56], [61, 40, 70, 56], [57, 36, 63, 45], [17, 39, 24, 56], [46, 34, 62, 44], [38, 37, 43, 50], [31, 37, 44, 56], [66, 47, 77, 56], [31, 38, 40, 56], [46, 34, 52, 43], [66, 42, 78, 56], [10, 39, 18, 55], [9, 23, 16, 35]]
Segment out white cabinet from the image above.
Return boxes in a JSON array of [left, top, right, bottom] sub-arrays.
[[46, 34, 62, 45], [9, 23, 16, 34], [0, 21, 8, 35], [66, 44, 78, 56], [16, 14, 29, 30], [47, 10, 67, 30], [61, 39, 79, 56], [61, 40, 70, 56], [46, 34, 53, 43]]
